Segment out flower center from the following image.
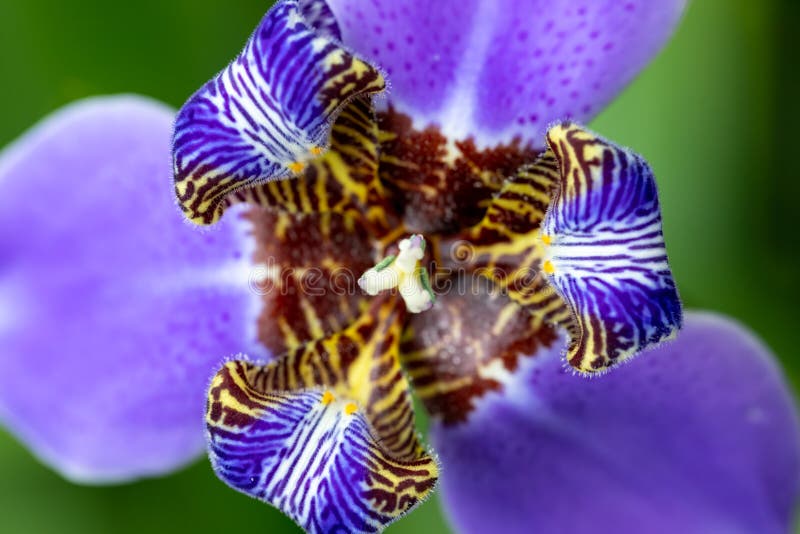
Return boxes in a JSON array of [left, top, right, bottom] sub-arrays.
[[376, 107, 540, 235]]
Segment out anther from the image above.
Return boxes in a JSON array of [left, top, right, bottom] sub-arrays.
[[358, 234, 435, 313], [288, 161, 305, 174]]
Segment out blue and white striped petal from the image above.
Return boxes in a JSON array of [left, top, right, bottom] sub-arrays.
[[173, 0, 385, 225], [208, 372, 435, 533], [541, 123, 682, 372], [206, 301, 438, 532], [299, 0, 342, 40]]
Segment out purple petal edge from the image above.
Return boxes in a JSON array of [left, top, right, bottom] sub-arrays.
[[0, 95, 266, 483], [433, 311, 800, 534]]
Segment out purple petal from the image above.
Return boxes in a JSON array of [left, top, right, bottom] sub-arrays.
[[300, 0, 342, 40], [173, 0, 385, 225], [541, 123, 682, 372], [208, 368, 437, 534], [206, 301, 438, 533], [329, 0, 686, 145], [0, 96, 266, 482], [432, 312, 800, 533]]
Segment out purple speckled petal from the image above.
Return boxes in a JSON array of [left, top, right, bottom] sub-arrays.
[[328, 0, 686, 146], [433, 312, 800, 534], [0, 96, 266, 483]]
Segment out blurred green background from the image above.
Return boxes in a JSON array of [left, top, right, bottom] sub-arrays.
[[0, 0, 798, 532]]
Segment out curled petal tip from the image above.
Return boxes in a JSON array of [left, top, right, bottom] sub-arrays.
[[207, 364, 438, 533], [436, 123, 680, 373], [541, 122, 682, 372], [206, 300, 438, 533], [207, 303, 438, 533], [172, 0, 384, 225]]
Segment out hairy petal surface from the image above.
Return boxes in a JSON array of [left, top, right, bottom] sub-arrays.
[[207, 299, 437, 533], [541, 123, 681, 372], [0, 96, 266, 482], [228, 96, 400, 358], [226, 98, 396, 234], [443, 123, 680, 373], [433, 313, 800, 534], [173, 0, 385, 225], [329, 0, 686, 146]]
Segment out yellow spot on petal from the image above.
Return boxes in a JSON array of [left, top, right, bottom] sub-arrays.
[[542, 234, 552, 245], [543, 260, 555, 274], [310, 146, 324, 156], [321, 391, 335, 405], [288, 161, 305, 174], [344, 403, 358, 415]]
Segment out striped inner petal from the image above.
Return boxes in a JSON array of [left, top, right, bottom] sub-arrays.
[[206, 299, 437, 532], [442, 124, 681, 373], [541, 123, 682, 372], [437, 152, 572, 334], [225, 97, 395, 233], [172, 0, 385, 225], [246, 208, 375, 357]]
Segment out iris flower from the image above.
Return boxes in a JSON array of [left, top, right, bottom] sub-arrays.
[[1, 0, 798, 532]]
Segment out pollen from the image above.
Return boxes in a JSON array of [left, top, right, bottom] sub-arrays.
[[541, 234, 552, 245], [321, 391, 335, 405], [344, 402, 358, 415], [310, 145, 324, 156], [288, 161, 305, 174], [543, 260, 555, 274], [358, 234, 435, 314]]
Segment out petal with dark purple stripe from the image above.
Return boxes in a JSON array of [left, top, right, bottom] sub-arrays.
[[224, 97, 395, 232], [173, 0, 385, 225], [541, 123, 682, 372], [299, 0, 342, 40], [438, 124, 680, 373], [206, 300, 438, 532]]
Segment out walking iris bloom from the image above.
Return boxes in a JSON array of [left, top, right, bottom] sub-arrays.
[[1, 0, 798, 532]]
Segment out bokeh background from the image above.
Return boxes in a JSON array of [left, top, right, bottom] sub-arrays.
[[1, 0, 798, 532]]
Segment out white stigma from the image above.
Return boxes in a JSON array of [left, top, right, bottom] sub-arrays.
[[358, 234, 434, 313]]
